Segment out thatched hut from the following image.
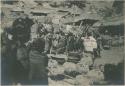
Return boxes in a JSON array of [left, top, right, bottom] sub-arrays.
[[99, 16, 124, 36]]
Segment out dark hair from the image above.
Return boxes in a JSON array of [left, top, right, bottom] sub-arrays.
[[87, 32, 92, 36]]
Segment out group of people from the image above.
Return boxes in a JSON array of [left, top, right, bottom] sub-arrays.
[[1, 13, 102, 85]]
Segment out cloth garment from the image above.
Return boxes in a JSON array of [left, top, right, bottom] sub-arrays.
[[30, 23, 38, 39], [29, 50, 48, 80], [81, 36, 97, 52]]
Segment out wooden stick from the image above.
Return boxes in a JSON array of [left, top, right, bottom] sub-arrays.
[[79, 21, 83, 30]]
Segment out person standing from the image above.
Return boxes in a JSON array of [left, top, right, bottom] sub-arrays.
[[29, 38, 48, 85], [12, 13, 34, 43], [81, 32, 97, 65], [96, 34, 102, 57], [16, 42, 29, 84], [30, 20, 39, 40]]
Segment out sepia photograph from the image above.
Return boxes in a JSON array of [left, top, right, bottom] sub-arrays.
[[0, 0, 124, 86]]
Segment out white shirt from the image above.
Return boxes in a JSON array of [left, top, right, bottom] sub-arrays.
[[30, 23, 38, 39], [81, 36, 97, 52]]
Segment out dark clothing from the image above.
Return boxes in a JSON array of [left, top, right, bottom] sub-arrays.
[[96, 37, 102, 57], [2, 43, 20, 84], [74, 37, 83, 51], [29, 38, 48, 85], [17, 45, 30, 82], [51, 35, 66, 54], [29, 50, 48, 65], [1, 45, 12, 85], [1, 39, 29, 85], [67, 36, 75, 51], [29, 63, 48, 85], [29, 50, 48, 85], [31, 38, 45, 53]]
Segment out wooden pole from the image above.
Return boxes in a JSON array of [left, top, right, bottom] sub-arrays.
[[79, 21, 83, 30]]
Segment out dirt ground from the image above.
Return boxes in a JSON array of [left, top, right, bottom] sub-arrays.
[[95, 46, 124, 66], [48, 46, 124, 86]]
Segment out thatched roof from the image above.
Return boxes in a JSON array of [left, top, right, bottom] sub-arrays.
[[62, 13, 102, 25], [55, 6, 83, 15], [92, 22, 102, 27], [11, 7, 23, 12], [56, 8, 70, 13], [68, 6, 83, 15], [30, 7, 55, 14], [18, 0, 37, 7], [101, 16, 124, 26]]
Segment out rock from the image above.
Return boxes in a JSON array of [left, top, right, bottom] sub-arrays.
[[63, 62, 77, 72], [48, 59, 59, 75], [76, 63, 89, 74], [80, 55, 93, 66], [63, 62, 80, 77], [76, 55, 93, 74], [48, 59, 58, 69], [87, 69, 104, 81], [49, 78, 74, 86], [48, 77, 58, 86], [75, 75, 90, 86], [49, 66, 64, 76], [63, 79, 76, 85], [54, 65, 64, 75]]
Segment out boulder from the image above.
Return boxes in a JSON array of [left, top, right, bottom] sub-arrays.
[[63, 62, 80, 77], [75, 75, 90, 86], [76, 63, 89, 74], [80, 54, 93, 66], [87, 69, 104, 81], [63, 62, 77, 73], [48, 59, 58, 69]]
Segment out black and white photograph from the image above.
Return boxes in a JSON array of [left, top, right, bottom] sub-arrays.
[[1, 0, 124, 86]]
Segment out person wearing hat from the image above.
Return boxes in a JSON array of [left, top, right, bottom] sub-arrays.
[[12, 13, 34, 43]]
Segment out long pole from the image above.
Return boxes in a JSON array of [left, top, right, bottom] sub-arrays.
[[79, 21, 83, 30]]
